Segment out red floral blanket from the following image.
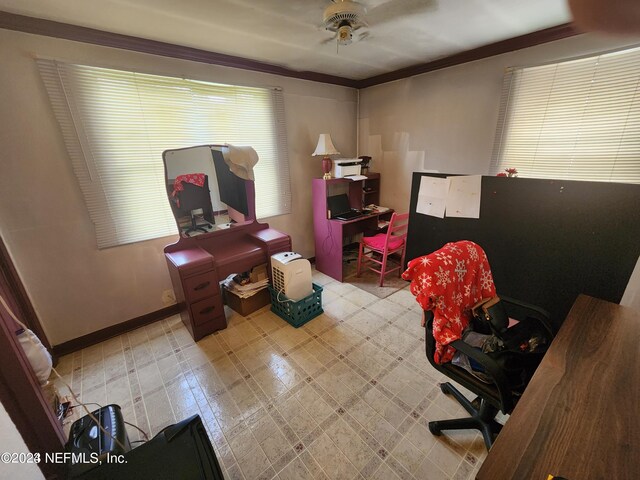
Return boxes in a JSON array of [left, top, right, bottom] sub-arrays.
[[402, 240, 496, 364], [172, 173, 206, 196], [171, 173, 206, 208]]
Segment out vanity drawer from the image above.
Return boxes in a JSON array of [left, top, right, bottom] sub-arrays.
[[190, 296, 224, 326], [165, 248, 215, 277], [192, 316, 228, 341], [184, 272, 220, 302]]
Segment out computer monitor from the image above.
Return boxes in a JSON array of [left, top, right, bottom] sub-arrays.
[[327, 194, 351, 216]]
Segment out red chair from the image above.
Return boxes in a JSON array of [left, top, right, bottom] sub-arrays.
[[356, 212, 409, 286]]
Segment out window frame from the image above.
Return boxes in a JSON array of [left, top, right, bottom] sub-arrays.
[[491, 44, 640, 184], [38, 59, 291, 248]]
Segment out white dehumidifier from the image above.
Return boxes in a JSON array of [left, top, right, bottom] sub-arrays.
[[271, 252, 313, 301]]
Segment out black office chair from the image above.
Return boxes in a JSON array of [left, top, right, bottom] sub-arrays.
[[172, 176, 214, 236], [424, 296, 553, 449], [402, 240, 554, 450]]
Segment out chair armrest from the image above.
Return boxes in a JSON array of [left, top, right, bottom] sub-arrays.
[[499, 294, 555, 338], [448, 339, 511, 393], [423, 313, 515, 412], [449, 338, 517, 412]]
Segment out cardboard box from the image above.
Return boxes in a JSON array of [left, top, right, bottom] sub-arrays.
[[224, 287, 271, 316], [250, 263, 268, 283]]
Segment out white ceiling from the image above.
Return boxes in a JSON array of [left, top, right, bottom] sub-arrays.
[[0, 0, 572, 80]]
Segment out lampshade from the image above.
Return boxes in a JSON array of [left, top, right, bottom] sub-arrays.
[[312, 134, 340, 156]]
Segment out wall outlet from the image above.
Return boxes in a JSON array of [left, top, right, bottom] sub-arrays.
[[161, 289, 176, 306]]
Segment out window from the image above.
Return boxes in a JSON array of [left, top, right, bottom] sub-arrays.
[[491, 46, 640, 183], [38, 60, 290, 248]]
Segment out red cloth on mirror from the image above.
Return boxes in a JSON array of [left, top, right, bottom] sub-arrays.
[[171, 173, 206, 208]]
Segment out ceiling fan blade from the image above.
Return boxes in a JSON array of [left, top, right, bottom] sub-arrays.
[[320, 34, 337, 45], [367, 0, 437, 27], [357, 30, 371, 41]]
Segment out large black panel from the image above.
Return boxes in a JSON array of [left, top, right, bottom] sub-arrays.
[[406, 174, 640, 328], [211, 148, 249, 215]]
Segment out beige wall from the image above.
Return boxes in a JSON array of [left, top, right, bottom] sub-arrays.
[[358, 33, 639, 212], [0, 29, 356, 345], [0, 400, 44, 480], [358, 32, 640, 310]]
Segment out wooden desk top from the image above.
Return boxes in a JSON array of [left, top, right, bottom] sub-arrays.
[[477, 295, 640, 480]]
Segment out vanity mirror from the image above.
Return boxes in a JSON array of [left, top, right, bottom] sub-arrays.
[[163, 145, 253, 237], [162, 144, 291, 341]]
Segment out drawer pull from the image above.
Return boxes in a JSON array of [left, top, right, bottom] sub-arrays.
[[194, 281, 211, 291], [199, 306, 216, 315]]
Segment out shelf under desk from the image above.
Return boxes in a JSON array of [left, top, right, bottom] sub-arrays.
[[316, 210, 393, 282], [313, 174, 393, 282]]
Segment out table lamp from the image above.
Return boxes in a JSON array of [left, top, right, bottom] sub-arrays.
[[312, 133, 340, 180]]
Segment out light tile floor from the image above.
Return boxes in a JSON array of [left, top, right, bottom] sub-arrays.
[[54, 270, 487, 479]]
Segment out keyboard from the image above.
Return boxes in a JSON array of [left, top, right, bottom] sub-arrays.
[[333, 210, 363, 220]]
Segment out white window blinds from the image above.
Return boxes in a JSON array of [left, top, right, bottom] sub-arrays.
[[491, 46, 640, 183], [37, 60, 291, 248]]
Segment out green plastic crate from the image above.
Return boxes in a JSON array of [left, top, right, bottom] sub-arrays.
[[268, 283, 323, 328]]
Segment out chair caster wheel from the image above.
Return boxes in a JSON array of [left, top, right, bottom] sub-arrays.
[[428, 421, 442, 436]]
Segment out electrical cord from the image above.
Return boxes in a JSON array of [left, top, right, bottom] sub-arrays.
[[276, 271, 295, 304], [322, 215, 337, 255], [276, 287, 295, 304], [0, 294, 148, 452], [67, 402, 103, 414], [66, 404, 150, 443], [70, 402, 102, 409], [124, 420, 149, 442]]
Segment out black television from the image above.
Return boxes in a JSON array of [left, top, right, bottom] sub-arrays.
[[211, 148, 249, 216], [74, 415, 224, 479]]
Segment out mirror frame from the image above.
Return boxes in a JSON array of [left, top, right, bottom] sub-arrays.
[[162, 144, 257, 239]]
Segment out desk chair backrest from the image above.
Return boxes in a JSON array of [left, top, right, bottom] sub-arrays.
[[357, 212, 410, 286], [386, 212, 409, 246], [175, 176, 214, 222]]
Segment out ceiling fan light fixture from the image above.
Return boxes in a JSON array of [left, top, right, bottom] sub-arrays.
[[337, 24, 353, 45]]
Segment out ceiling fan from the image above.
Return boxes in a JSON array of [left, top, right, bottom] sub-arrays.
[[321, 0, 436, 47]]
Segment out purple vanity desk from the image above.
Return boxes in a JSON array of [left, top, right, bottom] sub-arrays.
[[164, 179, 290, 341]]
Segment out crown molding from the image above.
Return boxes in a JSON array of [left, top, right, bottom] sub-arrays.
[[0, 10, 360, 88], [358, 23, 580, 88], [0, 11, 579, 89]]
